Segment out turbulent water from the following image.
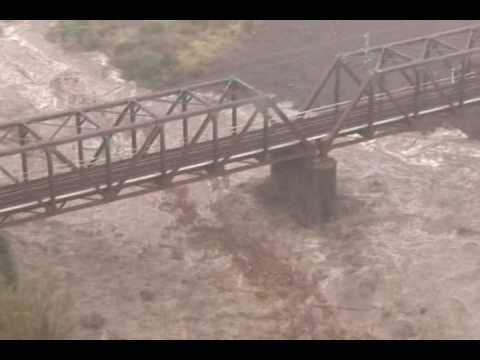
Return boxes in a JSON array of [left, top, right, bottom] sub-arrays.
[[2, 20, 480, 339]]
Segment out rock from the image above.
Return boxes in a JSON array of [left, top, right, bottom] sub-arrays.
[[457, 227, 477, 237], [80, 312, 107, 330], [462, 241, 480, 255], [388, 320, 416, 339], [139, 289, 155, 302], [171, 248, 184, 261]]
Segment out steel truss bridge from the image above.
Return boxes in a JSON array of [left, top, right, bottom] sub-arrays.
[[1, 24, 480, 227]]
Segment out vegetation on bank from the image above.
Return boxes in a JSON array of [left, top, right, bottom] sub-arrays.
[[0, 235, 16, 286], [0, 235, 74, 339], [47, 20, 256, 89]]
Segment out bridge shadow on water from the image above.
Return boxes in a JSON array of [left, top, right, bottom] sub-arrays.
[[250, 176, 369, 231]]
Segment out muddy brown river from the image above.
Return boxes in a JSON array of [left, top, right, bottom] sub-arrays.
[[2, 20, 480, 339]]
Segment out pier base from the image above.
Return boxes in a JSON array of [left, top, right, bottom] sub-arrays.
[[271, 156, 337, 225]]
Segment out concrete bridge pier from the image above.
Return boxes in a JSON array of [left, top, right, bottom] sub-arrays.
[[271, 156, 337, 225]]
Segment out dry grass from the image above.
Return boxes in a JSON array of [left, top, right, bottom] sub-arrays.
[[0, 234, 74, 339], [47, 20, 255, 88], [0, 275, 74, 339], [175, 21, 246, 74], [0, 235, 16, 286]]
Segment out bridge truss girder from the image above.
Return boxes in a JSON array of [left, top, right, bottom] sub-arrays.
[[0, 78, 316, 227], [303, 24, 480, 154], [2, 25, 480, 227]]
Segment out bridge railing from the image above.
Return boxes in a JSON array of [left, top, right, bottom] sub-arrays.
[[2, 25, 480, 226], [0, 77, 314, 224], [0, 78, 262, 183], [302, 24, 480, 154]]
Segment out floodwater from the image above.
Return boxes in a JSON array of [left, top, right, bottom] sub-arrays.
[[1, 20, 480, 339]]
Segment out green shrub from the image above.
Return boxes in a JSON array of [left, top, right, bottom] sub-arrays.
[[243, 20, 256, 34], [0, 235, 16, 286], [138, 21, 167, 37], [57, 20, 99, 50], [178, 20, 210, 34], [0, 235, 74, 339], [115, 49, 178, 88], [0, 276, 74, 340], [48, 20, 252, 87]]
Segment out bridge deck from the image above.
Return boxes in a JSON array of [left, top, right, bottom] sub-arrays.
[[1, 74, 479, 223], [1, 24, 480, 226]]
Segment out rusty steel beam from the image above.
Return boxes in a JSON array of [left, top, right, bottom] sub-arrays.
[[0, 96, 269, 158], [340, 24, 480, 59], [324, 77, 372, 147], [0, 78, 234, 130], [376, 47, 480, 75], [303, 57, 341, 110], [2, 78, 480, 227], [0, 26, 480, 226]]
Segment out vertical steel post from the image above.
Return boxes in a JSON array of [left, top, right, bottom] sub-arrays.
[[459, 58, 466, 107], [75, 113, 84, 168], [302, 57, 340, 111], [18, 125, 28, 182], [231, 84, 238, 136], [212, 112, 218, 166], [45, 147, 56, 213], [334, 62, 341, 121], [366, 82, 374, 136], [261, 103, 269, 157], [130, 103, 137, 155], [182, 94, 189, 148], [414, 68, 420, 118], [159, 124, 166, 176], [464, 29, 476, 74], [104, 136, 112, 192]]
